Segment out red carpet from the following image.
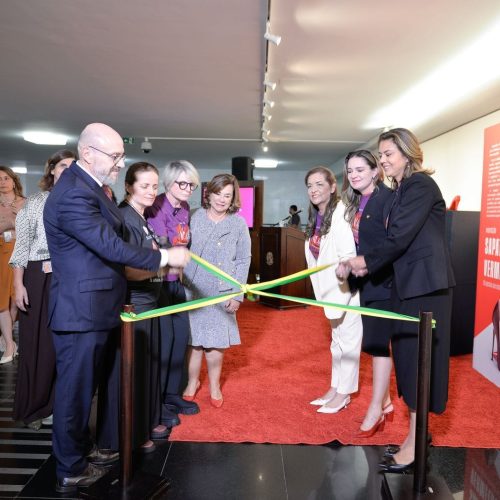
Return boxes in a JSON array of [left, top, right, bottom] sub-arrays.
[[170, 301, 500, 448]]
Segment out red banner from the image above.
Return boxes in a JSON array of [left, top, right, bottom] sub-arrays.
[[473, 123, 500, 386]]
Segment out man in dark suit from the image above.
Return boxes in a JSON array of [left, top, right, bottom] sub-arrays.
[[44, 123, 190, 494]]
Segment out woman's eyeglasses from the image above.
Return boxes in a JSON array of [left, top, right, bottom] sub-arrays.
[[174, 181, 198, 191]]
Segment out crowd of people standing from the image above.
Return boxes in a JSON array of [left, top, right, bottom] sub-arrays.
[[0, 124, 454, 490]]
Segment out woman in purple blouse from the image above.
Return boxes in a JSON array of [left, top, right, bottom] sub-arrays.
[[146, 160, 201, 426]]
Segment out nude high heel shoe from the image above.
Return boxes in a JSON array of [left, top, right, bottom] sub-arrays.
[[0, 342, 17, 365]]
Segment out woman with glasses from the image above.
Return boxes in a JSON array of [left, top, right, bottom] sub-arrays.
[[182, 174, 251, 408], [9, 150, 75, 429], [146, 160, 201, 424]]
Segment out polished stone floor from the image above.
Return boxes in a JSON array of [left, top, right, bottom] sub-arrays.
[[1, 352, 499, 499]]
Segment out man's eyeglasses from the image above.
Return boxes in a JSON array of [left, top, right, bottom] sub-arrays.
[[89, 145, 126, 165], [174, 181, 198, 191]]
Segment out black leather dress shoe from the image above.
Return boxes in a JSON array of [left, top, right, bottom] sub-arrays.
[[160, 407, 181, 428], [164, 394, 200, 415], [378, 456, 414, 474], [55, 464, 106, 494], [87, 448, 119, 466]]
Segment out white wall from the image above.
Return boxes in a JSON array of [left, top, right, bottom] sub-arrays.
[[422, 110, 500, 211], [253, 169, 311, 225]]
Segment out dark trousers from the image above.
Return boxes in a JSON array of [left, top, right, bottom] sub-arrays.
[[13, 261, 55, 424], [160, 280, 190, 399], [51, 328, 119, 479]]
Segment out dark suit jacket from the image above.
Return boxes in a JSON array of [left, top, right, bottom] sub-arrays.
[[43, 162, 161, 332], [364, 173, 455, 300], [355, 182, 393, 303]]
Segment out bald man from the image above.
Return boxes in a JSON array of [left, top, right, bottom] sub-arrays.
[[44, 123, 190, 493]]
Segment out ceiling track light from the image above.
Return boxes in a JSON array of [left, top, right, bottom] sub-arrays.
[[263, 98, 275, 108], [263, 112, 272, 121], [264, 78, 277, 91], [264, 22, 281, 46], [262, 134, 269, 142]]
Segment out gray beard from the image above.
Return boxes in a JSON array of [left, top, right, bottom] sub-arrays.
[[98, 171, 117, 186]]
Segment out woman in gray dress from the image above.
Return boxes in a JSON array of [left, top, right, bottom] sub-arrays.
[[183, 174, 251, 408]]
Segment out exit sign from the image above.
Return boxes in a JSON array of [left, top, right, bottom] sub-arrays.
[[123, 137, 135, 144]]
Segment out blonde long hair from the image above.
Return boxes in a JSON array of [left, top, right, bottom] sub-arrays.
[[379, 128, 433, 187]]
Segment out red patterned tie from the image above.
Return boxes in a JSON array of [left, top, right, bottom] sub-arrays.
[[102, 184, 114, 201]]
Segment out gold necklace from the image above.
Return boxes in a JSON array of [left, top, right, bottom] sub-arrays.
[[0, 194, 17, 208], [207, 207, 227, 222]]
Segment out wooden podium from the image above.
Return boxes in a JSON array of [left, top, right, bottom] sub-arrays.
[[259, 226, 311, 309]]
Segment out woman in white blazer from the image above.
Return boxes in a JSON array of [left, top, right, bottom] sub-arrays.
[[304, 166, 363, 414]]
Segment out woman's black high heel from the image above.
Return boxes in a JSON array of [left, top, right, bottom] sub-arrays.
[[382, 434, 432, 458], [378, 456, 414, 474]]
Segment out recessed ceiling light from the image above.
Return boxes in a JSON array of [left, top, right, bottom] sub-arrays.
[[255, 159, 278, 168], [23, 131, 68, 145]]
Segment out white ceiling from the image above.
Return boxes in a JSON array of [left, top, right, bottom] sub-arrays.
[[1, 0, 500, 175]]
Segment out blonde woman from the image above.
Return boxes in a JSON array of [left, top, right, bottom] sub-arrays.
[[344, 128, 455, 472]]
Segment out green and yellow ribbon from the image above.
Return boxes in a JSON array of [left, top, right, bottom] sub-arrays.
[[120, 252, 435, 327]]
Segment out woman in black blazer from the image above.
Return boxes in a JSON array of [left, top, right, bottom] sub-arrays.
[[341, 150, 394, 438], [343, 128, 455, 472]]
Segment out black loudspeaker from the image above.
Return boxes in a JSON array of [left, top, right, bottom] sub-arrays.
[[232, 157, 254, 181], [445, 211, 480, 355]]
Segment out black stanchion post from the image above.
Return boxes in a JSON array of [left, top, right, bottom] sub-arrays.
[[81, 305, 169, 499], [414, 311, 433, 492], [382, 311, 453, 499], [121, 304, 135, 491]]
